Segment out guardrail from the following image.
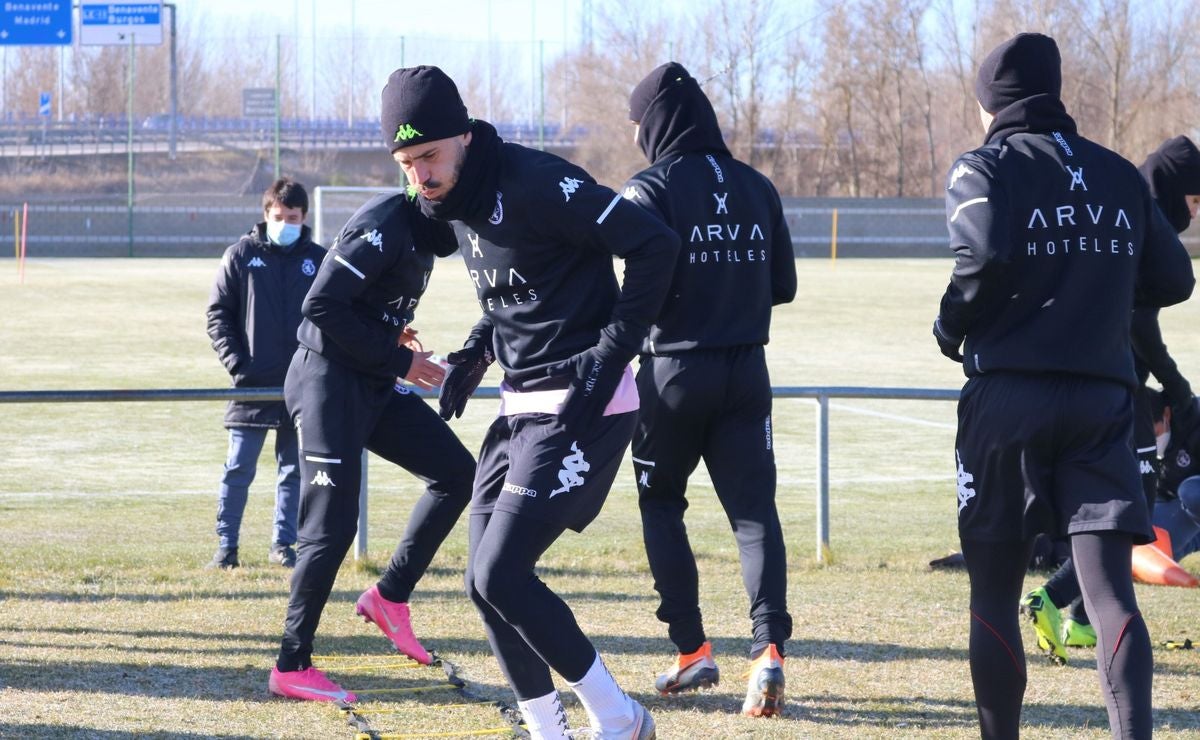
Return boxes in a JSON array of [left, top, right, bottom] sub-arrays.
[[0, 385, 961, 563]]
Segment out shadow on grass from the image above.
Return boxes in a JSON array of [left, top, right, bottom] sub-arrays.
[[0, 724, 259, 740]]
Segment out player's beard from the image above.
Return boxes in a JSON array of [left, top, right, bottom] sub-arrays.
[[422, 139, 469, 203]]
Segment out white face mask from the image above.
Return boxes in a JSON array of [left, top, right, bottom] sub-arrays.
[[267, 220, 302, 248]]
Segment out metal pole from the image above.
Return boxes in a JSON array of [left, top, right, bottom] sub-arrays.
[[313, 186, 323, 247], [309, 0, 316, 121], [538, 40, 545, 151], [275, 34, 281, 180], [529, 0, 536, 127], [347, 0, 355, 128], [486, 0, 493, 121], [354, 449, 369, 560], [168, 3, 178, 160], [816, 395, 830, 563], [57, 46, 63, 122], [127, 33, 135, 258]]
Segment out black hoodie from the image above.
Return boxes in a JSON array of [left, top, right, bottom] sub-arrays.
[[622, 62, 796, 354], [419, 120, 680, 391], [938, 94, 1194, 387]]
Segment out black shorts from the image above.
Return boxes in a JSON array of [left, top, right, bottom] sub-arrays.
[[955, 373, 1153, 544], [472, 411, 636, 532]]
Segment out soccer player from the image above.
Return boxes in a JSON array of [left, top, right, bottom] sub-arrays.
[[933, 33, 1193, 739], [1022, 134, 1200, 655], [205, 178, 324, 570], [620, 62, 796, 717], [267, 188, 476, 703], [383, 65, 679, 739]]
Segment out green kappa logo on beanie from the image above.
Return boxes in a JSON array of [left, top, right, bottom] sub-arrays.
[[394, 123, 423, 143]]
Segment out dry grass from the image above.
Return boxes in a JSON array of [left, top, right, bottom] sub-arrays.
[[0, 258, 1197, 739]]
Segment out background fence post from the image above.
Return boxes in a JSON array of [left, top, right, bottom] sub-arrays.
[[816, 394, 830, 564]]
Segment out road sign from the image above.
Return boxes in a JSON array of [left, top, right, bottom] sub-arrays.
[[79, 1, 163, 45], [0, 2, 72, 45], [243, 88, 278, 119], [38, 92, 51, 117]]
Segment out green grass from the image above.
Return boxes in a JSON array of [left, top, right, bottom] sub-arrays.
[[0, 258, 1197, 739]]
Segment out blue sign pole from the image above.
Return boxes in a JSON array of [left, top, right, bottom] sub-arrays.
[[0, 2, 72, 45]]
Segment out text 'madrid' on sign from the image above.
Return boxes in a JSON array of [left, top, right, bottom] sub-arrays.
[[79, 1, 162, 46], [0, 2, 73, 45]]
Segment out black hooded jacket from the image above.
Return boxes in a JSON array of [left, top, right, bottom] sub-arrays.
[[418, 120, 680, 390], [1130, 136, 1200, 406], [296, 193, 458, 381], [622, 63, 796, 354], [937, 95, 1194, 388], [207, 223, 325, 428]]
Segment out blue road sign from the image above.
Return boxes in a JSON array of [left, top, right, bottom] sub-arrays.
[[38, 91, 51, 117], [80, 2, 162, 45], [0, 2, 72, 45]]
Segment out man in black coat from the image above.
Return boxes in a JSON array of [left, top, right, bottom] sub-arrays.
[[934, 33, 1193, 739], [621, 62, 796, 718], [205, 178, 324, 570]]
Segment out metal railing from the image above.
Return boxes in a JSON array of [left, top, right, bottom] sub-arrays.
[[0, 385, 961, 563]]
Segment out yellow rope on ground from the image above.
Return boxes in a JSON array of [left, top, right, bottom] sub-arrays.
[[357, 728, 517, 739], [343, 701, 495, 715], [349, 684, 459, 695]]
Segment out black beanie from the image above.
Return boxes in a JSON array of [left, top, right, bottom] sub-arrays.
[[629, 61, 690, 122], [1140, 135, 1200, 233], [380, 66, 470, 152], [974, 33, 1062, 113]]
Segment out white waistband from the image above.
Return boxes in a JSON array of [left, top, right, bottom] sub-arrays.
[[498, 364, 639, 417]]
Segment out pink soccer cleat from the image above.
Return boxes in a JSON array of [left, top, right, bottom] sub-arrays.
[[355, 585, 433, 664], [268, 666, 357, 704]]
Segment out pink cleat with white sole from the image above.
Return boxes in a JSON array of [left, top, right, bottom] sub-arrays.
[[268, 666, 357, 704], [355, 585, 433, 664]]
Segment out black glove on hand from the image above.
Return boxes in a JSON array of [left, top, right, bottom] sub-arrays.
[[546, 347, 626, 432], [932, 318, 964, 363], [438, 343, 493, 421]]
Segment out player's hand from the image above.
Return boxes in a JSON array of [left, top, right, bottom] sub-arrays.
[[438, 343, 493, 420], [932, 318, 964, 363], [398, 326, 423, 351], [545, 347, 625, 433], [404, 350, 446, 390]]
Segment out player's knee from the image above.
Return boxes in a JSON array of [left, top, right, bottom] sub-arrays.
[[471, 556, 524, 617]]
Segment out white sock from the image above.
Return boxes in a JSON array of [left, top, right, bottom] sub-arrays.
[[568, 653, 635, 731], [517, 691, 571, 740]]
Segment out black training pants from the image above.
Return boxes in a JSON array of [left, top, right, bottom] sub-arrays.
[[632, 345, 791, 657], [277, 349, 475, 670]]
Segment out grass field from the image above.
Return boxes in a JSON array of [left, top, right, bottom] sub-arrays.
[[0, 257, 1197, 739]]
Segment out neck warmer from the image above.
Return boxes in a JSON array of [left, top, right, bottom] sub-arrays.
[[983, 94, 1077, 146], [417, 120, 502, 223]]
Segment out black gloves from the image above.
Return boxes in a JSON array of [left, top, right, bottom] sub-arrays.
[[932, 318, 964, 363], [437, 342, 493, 421], [546, 346, 627, 432]]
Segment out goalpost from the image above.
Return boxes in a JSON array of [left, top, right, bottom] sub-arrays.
[[312, 185, 407, 248]]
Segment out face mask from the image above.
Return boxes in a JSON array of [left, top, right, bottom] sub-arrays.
[[1157, 430, 1171, 458], [267, 220, 302, 248]]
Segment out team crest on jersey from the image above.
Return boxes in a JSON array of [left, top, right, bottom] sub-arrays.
[[1177, 450, 1192, 468], [301, 258, 316, 276], [489, 191, 504, 225]]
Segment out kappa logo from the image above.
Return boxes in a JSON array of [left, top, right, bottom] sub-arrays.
[[364, 229, 384, 251], [948, 163, 974, 189], [301, 258, 316, 276], [1140, 459, 1155, 475], [623, 186, 640, 200], [559, 177, 584, 202], [1053, 131, 1074, 157], [638, 470, 650, 489], [956, 450, 976, 514], [311, 470, 335, 487], [394, 123, 423, 142], [713, 192, 729, 215], [502, 482, 538, 498], [549, 442, 591, 498], [1067, 165, 1087, 192], [489, 191, 504, 225], [248, 256, 266, 268]]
